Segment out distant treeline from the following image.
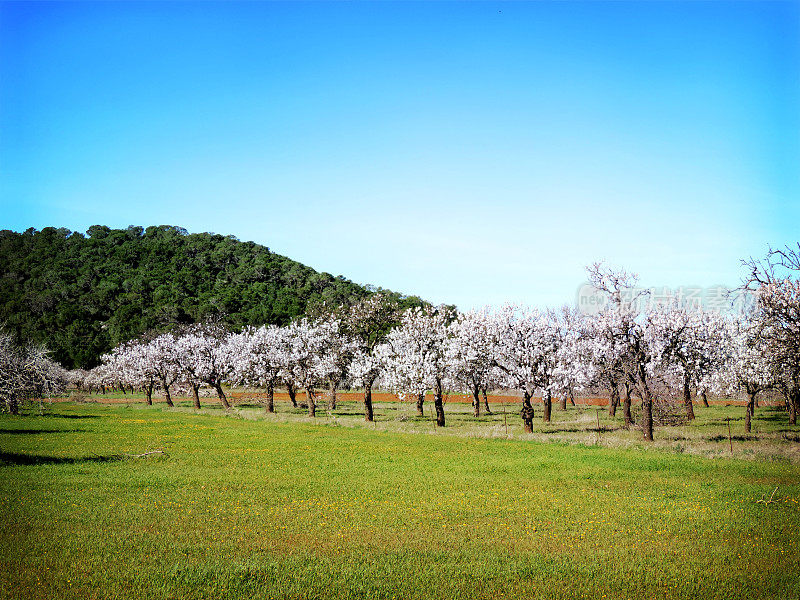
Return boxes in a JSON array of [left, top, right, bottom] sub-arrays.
[[0, 225, 425, 369]]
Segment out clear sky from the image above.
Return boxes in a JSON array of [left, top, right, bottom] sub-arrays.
[[1, 1, 798, 310]]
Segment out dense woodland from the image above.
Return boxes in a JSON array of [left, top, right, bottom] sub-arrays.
[[0, 225, 423, 369]]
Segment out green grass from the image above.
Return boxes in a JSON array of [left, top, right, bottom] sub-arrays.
[[1, 400, 799, 599]]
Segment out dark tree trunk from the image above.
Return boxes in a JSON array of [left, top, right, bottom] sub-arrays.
[[472, 384, 480, 417], [7, 397, 19, 415], [213, 382, 230, 410], [559, 393, 567, 411], [782, 393, 791, 422], [745, 391, 756, 433], [521, 392, 534, 433], [306, 388, 316, 418], [683, 375, 695, 421], [364, 380, 374, 422], [482, 388, 491, 414], [433, 379, 445, 427], [790, 390, 799, 426], [145, 382, 153, 406], [416, 392, 425, 417], [623, 384, 633, 428], [608, 383, 619, 417], [191, 383, 201, 409], [287, 384, 297, 407], [162, 379, 174, 408], [640, 380, 653, 442], [701, 389, 709, 407], [542, 389, 552, 423], [265, 383, 275, 413], [568, 388, 576, 406]]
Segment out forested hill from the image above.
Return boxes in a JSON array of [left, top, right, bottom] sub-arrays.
[[0, 225, 424, 369]]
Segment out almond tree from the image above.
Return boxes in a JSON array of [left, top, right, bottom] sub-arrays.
[[228, 325, 287, 413], [84, 365, 110, 394], [147, 333, 181, 407], [174, 325, 234, 409], [66, 369, 90, 392], [492, 305, 565, 430], [712, 315, 773, 433], [105, 340, 158, 405], [647, 305, 728, 421], [283, 318, 329, 418], [743, 245, 800, 424], [756, 279, 800, 423], [381, 306, 454, 427], [555, 305, 585, 410], [340, 294, 401, 422], [447, 308, 496, 417], [0, 331, 65, 415], [98, 338, 163, 402], [313, 319, 358, 412], [350, 348, 391, 414], [582, 309, 633, 424], [585, 263, 657, 440]]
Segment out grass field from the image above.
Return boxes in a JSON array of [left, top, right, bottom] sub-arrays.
[[1, 397, 799, 599]]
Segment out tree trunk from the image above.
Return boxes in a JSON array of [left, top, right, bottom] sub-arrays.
[[790, 390, 799, 426], [433, 379, 445, 427], [472, 384, 480, 417], [608, 383, 619, 417], [482, 388, 492, 414], [701, 389, 709, 408], [162, 379, 174, 408], [416, 392, 425, 417], [145, 382, 153, 406], [521, 392, 534, 433], [623, 384, 633, 428], [306, 388, 316, 418], [559, 393, 567, 411], [7, 396, 19, 416], [191, 383, 201, 409], [745, 391, 756, 433], [265, 383, 275, 413], [287, 384, 297, 408], [568, 388, 576, 406], [784, 392, 793, 424], [542, 389, 552, 423], [213, 382, 230, 410], [640, 384, 653, 442], [683, 375, 695, 421], [327, 381, 338, 411], [364, 379, 374, 422]]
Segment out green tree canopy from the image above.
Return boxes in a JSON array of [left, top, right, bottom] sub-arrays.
[[0, 226, 425, 368]]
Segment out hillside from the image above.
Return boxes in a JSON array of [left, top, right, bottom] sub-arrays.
[[0, 225, 423, 368]]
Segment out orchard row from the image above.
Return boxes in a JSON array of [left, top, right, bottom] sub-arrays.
[[62, 256, 799, 442]]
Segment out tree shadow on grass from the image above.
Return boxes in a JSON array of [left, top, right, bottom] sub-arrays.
[[709, 417, 743, 426], [757, 411, 792, 423], [0, 452, 123, 466], [536, 427, 586, 434], [707, 435, 759, 443], [233, 403, 264, 409], [43, 414, 100, 420], [0, 428, 84, 435]]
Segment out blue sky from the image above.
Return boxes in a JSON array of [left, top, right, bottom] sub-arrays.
[[1, 1, 798, 310]]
